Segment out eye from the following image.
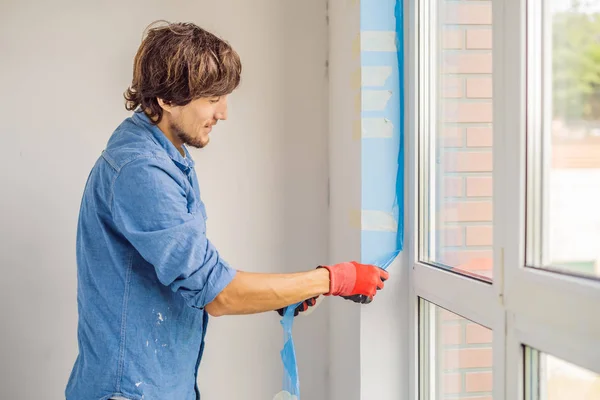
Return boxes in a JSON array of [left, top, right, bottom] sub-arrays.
[[209, 97, 220, 104]]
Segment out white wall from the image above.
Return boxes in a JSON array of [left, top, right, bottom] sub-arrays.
[[279, 1, 331, 397], [328, 1, 363, 399], [0, 1, 329, 399]]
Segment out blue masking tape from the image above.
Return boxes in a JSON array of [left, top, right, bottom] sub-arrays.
[[394, 0, 405, 253]]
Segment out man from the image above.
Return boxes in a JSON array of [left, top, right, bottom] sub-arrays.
[[66, 21, 389, 400]]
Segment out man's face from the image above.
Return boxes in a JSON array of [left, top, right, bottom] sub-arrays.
[[164, 95, 228, 149]]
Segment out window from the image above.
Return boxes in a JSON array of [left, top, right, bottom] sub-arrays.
[[408, 0, 600, 399], [525, 347, 600, 400], [526, 0, 600, 278], [420, 0, 495, 281]]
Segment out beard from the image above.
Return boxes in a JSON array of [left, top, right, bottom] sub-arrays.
[[170, 121, 208, 149]]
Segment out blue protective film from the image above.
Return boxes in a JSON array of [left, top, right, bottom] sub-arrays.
[[280, 302, 301, 398], [361, 0, 405, 269]]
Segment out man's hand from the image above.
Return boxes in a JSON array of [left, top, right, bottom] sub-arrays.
[[276, 296, 319, 317], [318, 261, 389, 304]]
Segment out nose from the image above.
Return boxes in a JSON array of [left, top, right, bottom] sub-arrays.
[[215, 99, 228, 121]]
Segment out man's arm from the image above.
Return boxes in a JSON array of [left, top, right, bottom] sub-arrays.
[[205, 268, 329, 316], [205, 261, 389, 317]]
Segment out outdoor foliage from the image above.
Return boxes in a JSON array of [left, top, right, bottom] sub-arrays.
[[553, 3, 600, 121]]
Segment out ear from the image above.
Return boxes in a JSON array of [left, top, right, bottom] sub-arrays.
[[157, 98, 174, 113]]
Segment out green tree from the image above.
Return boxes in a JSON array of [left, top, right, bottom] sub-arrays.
[[552, 7, 600, 122]]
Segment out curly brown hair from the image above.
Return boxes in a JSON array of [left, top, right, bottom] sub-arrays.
[[124, 21, 242, 123]]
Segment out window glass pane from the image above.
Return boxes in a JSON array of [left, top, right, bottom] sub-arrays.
[[528, 0, 600, 277], [421, 0, 494, 281], [525, 346, 600, 400], [419, 299, 494, 399]]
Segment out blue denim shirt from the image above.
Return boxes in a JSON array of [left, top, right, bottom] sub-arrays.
[[66, 110, 237, 400]]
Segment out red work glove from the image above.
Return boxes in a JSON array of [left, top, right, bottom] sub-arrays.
[[318, 261, 389, 304]]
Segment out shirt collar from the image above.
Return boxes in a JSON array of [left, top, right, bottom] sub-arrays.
[[131, 110, 195, 172]]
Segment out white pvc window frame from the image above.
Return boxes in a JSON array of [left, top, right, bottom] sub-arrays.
[[405, 0, 600, 398]]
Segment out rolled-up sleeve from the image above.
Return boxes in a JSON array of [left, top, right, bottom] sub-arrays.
[[111, 156, 236, 309]]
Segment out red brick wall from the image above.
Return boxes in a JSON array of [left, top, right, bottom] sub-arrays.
[[437, 1, 494, 399], [439, 0, 494, 280], [439, 308, 493, 399]]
